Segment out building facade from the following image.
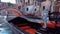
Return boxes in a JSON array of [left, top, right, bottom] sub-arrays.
[[54, 0, 60, 12], [0, 2, 18, 10], [15, 0, 51, 18], [0, 2, 21, 19]]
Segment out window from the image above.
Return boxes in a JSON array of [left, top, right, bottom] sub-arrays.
[[0, 5, 1, 8], [35, 8, 36, 11], [28, 0, 30, 3], [26, 2, 28, 5], [26, 8, 29, 11], [35, 2, 36, 6], [8, 3, 12, 6], [20, 0, 22, 2], [43, 6, 45, 10], [18, 6, 21, 9]]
